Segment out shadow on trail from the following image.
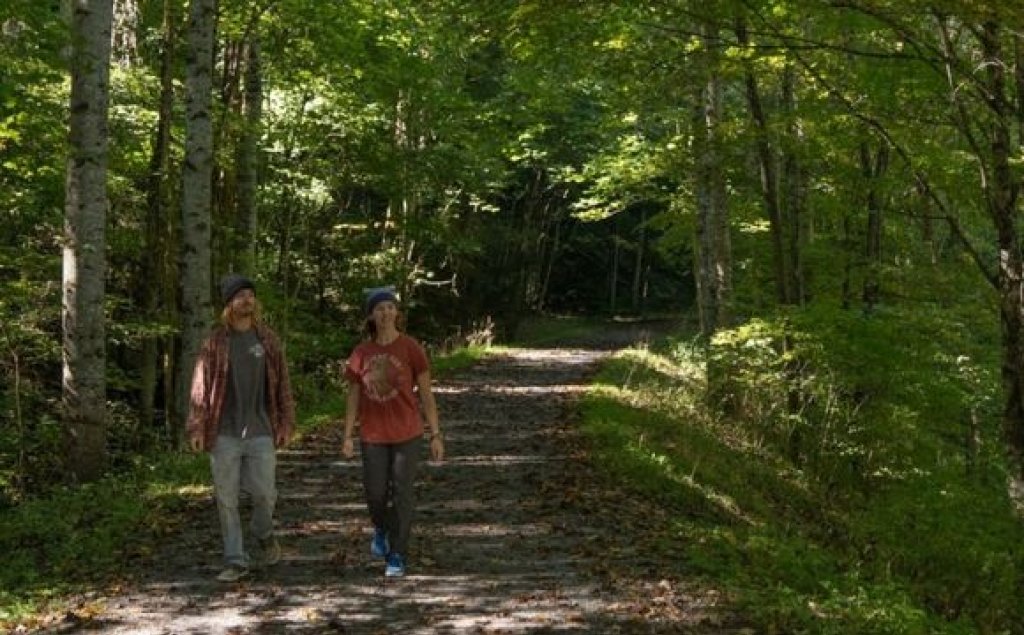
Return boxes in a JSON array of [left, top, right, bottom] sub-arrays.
[[514, 317, 685, 352], [50, 335, 734, 634]]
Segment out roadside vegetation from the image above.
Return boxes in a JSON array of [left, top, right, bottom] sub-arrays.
[[579, 309, 1021, 634]]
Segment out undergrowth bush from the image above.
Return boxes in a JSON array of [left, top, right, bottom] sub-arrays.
[[582, 306, 1023, 633], [0, 453, 207, 627], [854, 476, 1024, 629]]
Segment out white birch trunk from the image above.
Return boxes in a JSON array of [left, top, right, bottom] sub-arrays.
[[63, 0, 114, 482], [174, 0, 216, 445]]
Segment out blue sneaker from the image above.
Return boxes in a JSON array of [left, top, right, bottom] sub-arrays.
[[370, 528, 389, 558], [385, 552, 405, 577]]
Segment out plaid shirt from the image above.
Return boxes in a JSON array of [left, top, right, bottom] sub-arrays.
[[186, 323, 295, 451]]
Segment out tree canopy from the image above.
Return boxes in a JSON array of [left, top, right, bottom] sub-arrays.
[[4, 0, 1024, 630]]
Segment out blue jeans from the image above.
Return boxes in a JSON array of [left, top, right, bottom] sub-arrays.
[[210, 435, 277, 567]]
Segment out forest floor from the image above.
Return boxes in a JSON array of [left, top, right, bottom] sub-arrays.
[[38, 322, 751, 634]]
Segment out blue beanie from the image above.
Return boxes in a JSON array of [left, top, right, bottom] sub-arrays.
[[365, 286, 398, 315]]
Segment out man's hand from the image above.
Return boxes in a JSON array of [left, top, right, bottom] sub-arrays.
[[189, 436, 203, 453], [275, 430, 289, 448], [341, 437, 355, 459]]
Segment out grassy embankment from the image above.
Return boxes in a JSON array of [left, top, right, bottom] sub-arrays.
[[557, 311, 1023, 635]]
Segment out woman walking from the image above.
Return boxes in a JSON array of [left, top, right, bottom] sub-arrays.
[[341, 286, 443, 577]]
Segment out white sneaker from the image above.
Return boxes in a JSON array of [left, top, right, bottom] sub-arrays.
[[216, 565, 250, 582]]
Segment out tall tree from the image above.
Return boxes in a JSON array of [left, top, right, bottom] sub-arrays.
[[779, 63, 807, 306], [859, 136, 889, 311], [693, 24, 732, 337], [235, 31, 262, 272], [139, 0, 178, 439], [175, 0, 216, 446], [970, 20, 1024, 474], [736, 15, 791, 306], [63, 0, 114, 482]]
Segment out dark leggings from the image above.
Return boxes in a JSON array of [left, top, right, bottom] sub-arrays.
[[361, 436, 422, 556]]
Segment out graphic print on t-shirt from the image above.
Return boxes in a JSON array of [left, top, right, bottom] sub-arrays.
[[364, 353, 401, 402]]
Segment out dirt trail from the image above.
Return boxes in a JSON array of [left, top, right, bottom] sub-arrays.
[[47, 327, 743, 634]]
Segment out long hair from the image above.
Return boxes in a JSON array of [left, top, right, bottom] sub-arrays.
[[220, 298, 263, 328], [364, 310, 406, 339]]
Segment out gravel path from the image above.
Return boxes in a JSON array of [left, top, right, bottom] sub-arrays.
[[46, 333, 743, 634]]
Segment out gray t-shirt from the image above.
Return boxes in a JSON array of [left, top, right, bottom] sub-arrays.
[[220, 328, 271, 439]]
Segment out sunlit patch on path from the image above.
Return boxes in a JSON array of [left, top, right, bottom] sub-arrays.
[[60, 336, 739, 634]]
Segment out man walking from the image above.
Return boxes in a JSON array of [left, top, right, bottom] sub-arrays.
[[187, 274, 295, 582]]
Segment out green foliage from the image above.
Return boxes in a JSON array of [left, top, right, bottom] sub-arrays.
[[854, 477, 1023, 631], [431, 345, 492, 377], [707, 304, 1001, 495], [0, 453, 208, 627], [5, 0, 1024, 630], [0, 275, 63, 506], [254, 280, 357, 410], [580, 311, 1023, 633]]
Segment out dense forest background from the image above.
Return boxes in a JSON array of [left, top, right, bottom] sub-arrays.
[[5, 0, 1024, 631]]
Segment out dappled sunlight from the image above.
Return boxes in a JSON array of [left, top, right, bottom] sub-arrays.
[[43, 327, 739, 634], [445, 454, 555, 465], [427, 521, 550, 538], [431, 385, 471, 394], [147, 482, 211, 499], [616, 347, 705, 383], [442, 428, 551, 442], [328, 454, 558, 468], [487, 383, 591, 395], [419, 497, 523, 512], [587, 362, 821, 531], [117, 572, 627, 633], [624, 440, 757, 527]]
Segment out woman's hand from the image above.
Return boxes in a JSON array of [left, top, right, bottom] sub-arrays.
[[429, 435, 445, 462], [342, 436, 355, 459]]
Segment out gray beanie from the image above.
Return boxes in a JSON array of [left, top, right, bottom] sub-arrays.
[[220, 274, 254, 305], [364, 286, 398, 315]]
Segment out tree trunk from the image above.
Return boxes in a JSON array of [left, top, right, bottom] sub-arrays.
[[175, 0, 217, 447], [736, 17, 790, 305], [781, 64, 807, 305], [213, 38, 241, 277], [609, 219, 619, 314], [1016, 35, 1024, 148], [693, 24, 733, 417], [539, 212, 560, 311], [978, 23, 1024, 474], [63, 0, 114, 482], [236, 35, 262, 272], [139, 0, 176, 443], [941, 19, 1024, 475], [860, 139, 889, 312], [632, 207, 646, 313], [693, 28, 731, 337]]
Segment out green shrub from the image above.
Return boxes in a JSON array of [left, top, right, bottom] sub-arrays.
[[0, 453, 207, 625], [581, 312, 1022, 634], [853, 476, 1024, 630]]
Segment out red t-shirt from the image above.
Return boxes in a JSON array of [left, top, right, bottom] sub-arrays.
[[345, 334, 430, 443]]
